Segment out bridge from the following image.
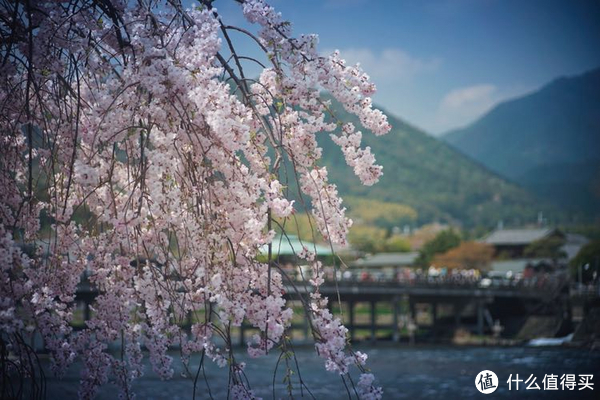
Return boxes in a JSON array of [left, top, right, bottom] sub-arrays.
[[270, 277, 571, 344], [74, 274, 596, 345]]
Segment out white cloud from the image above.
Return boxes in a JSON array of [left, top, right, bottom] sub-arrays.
[[329, 48, 441, 82], [428, 84, 530, 134], [440, 84, 497, 110], [433, 84, 498, 132]]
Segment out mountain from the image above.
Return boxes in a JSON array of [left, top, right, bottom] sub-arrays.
[[443, 68, 600, 220], [310, 98, 552, 228]]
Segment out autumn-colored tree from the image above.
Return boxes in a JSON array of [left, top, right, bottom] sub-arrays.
[[415, 228, 461, 267], [432, 241, 495, 271]]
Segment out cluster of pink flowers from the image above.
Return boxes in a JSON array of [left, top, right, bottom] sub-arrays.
[[0, 0, 387, 398], [358, 373, 385, 400]]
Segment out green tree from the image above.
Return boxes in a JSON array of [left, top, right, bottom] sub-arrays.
[[415, 229, 461, 267], [346, 197, 417, 231], [524, 236, 566, 260], [348, 225, 387, 253], [275, 213, 324, 242], [382, 235, 411, 253], [569, 240, 600, 283]]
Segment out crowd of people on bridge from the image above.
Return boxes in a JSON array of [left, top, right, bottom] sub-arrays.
[[287, 262, 566, 291]]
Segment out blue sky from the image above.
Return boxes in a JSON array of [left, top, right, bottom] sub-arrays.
[[215, 0, 600, 135]]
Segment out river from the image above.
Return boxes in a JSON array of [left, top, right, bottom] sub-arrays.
[[42, 345, 599, 399]]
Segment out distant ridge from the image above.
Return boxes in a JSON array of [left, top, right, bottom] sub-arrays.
[[312, 96, 554, 228], [443, 68, 600, 220]]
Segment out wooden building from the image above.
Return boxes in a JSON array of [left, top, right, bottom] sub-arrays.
[[482, 227, 564, 259]]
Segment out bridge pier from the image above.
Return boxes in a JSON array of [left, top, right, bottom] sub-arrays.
[[83, 299, 91, 323], [370, 300, 377, 342], [303, 312, 310, 341], [392, 296, 400, 342], [454, 301, 462, 327], [477, 300, 484, 336], [409, 299, 416, 323], [239, 321, 245, 346], [348, 300, 355, 341]]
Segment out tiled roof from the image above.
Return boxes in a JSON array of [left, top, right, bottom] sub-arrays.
[[259, 235, 333, 256], [352, 252, 419, 268], [482, 228, 556, 245]]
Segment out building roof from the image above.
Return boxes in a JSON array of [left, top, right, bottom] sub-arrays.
[[482, 228, 558, 246], [352, 252, 419, 268], [562, 233, 590, 260], [259, 235, 333, 257]]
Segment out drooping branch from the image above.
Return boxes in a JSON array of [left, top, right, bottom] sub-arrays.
[[0, 1, 389, 399]]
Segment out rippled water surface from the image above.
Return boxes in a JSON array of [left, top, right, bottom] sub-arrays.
[[44, 345, 600, 399]]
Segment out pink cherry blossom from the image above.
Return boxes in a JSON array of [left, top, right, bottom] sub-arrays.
[[0, 0, 388, 398]]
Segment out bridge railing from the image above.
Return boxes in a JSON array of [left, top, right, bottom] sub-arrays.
[[570, 282, 600, 298], [313, 273, 568, 293]]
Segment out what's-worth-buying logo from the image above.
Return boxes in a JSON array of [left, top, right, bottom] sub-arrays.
[[475, 370, 498, 394], [475, 370, 594, 394]]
